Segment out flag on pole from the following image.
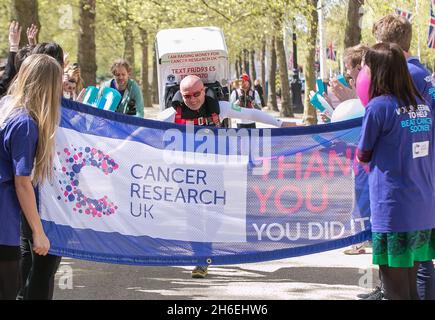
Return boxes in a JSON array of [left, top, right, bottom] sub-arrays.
[[326, 42, 336, 61], [428, 0, 435, 49], [395, 8, 413, 21]]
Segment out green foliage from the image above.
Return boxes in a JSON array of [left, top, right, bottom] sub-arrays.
[[0, 1, 10, 57], [38, 0, 79, 66]]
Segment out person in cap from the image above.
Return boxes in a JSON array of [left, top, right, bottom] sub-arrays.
[[229, 73, 263, 128]]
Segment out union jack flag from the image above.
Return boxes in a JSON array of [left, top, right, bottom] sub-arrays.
[[326, 42, 336, 61], [428, 0, 435, 49], [395, 8, 413, 21]]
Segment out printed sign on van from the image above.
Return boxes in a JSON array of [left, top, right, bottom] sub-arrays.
[[160, 51, 228, 84]]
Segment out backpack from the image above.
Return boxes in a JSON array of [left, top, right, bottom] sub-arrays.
[[234, 88, 260, 109]]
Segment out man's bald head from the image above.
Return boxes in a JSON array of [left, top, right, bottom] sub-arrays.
[[179, 75, 205, 110], [180, 75, 203, 91]]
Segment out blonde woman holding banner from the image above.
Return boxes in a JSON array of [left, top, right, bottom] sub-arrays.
[[0, 54, 63, 299]]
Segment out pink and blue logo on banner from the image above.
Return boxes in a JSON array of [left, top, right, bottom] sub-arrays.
[[56, 146, 119, 217]]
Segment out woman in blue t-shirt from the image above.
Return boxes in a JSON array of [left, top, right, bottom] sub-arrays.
[[0, 54, 62, 299], [357, 42, 435, 300]]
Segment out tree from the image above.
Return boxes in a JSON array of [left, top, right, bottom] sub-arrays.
[[234, 58, 240, 79], [344, 0, 364, 48], [302, 0, 318, 125], [249, 50, 256, 81], [0, 2, 10, 56], [267, 36, 278, 111], [276, 35, 293, 117], [78, 0, 97, 86], [237, 52, 243, 76], [3, 0, 429, 111], [139, 28, 152, 108], [123, 22, 135, 73], [11, 0, 40, 48], [243, 49, 249, 74], [260, 39, 266, 105], [254, 0, 299, 114]]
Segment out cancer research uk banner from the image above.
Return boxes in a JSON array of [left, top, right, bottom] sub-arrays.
[[39, 99, 371, 266]]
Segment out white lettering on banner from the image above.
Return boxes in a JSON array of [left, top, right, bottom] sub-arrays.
[[40, 128, 248, 242], [162, 124, 271, 176], [253, 218, 370, 241]]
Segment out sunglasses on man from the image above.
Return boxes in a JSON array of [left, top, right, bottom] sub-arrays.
[[182, 89, 203, 100]]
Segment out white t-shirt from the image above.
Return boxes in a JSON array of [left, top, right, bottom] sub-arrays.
[[158, 101, 283, 127]]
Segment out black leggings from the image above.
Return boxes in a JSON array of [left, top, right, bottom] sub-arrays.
[[380, 262, 420, 300], [0, 260, 19, 300], [237, 123, 256, 129], [18, 238, 62, 300]]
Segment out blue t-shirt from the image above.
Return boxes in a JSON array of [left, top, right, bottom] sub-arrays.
[[0, 111, 38, 246], [357, 95, 435, 233], [407, 57, 434, 109]]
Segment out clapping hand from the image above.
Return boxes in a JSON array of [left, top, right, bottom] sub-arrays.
[[329, 78, 357, 102], [319, 93, 333, 123], [319, 112, 331, 123]]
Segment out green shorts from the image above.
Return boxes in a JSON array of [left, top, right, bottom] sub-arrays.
[[372, 228, 435, 268]]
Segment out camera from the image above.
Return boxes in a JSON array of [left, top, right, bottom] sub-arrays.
[[126, 99, 137, 115]]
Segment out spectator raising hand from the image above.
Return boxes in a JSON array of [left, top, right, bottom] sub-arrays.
[[9, 21, 21, 52], [26, 24, 39, 46], [329, 77, 357, 102], [63, 52, 70, 69]]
